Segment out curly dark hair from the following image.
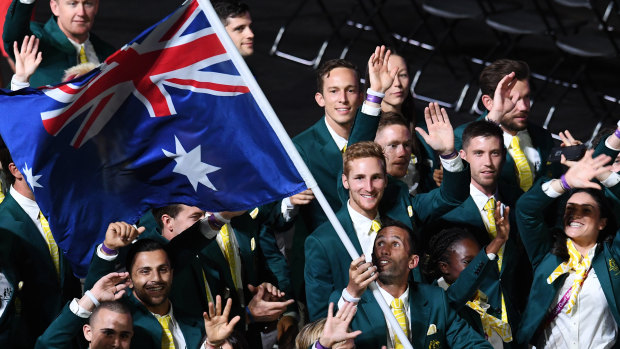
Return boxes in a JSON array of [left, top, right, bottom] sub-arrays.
[[422, 227, 478, 281]]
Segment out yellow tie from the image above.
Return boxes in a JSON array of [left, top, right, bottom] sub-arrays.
[[0, 181, 4, 203], [391, 298, 409, 349], [157, 314, 176, 349], [341, 143, 347, 154], [547, 239, 592, 313], [466, 291, 513, 342], [370, 219, 381, 235], [510, 136, 533, 192], [39, 211, 60, 278], [78, 45, 88, 64], [219, 224, 238, 289], [484, 197, 497, 239], [201, 269, 214, 304]]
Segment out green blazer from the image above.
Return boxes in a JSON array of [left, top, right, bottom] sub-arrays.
[[3, 0, 115, 87], [84, 221, 210, 348], [347, 109, 438, 192], [305, 169, 470, 321], [439, 247, 525, 348], [200, 213, 279, 344], [515, 180, 620, 346], [0, 231, 22, 348], [437, 190, 531, 314], [0, 192, 81, 347], [351, 283, 493, 349], [454, 114, 558, 198], [34, 301, 86, 349]]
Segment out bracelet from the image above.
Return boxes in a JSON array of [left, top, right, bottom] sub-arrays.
[[205, 340, 224, 349], [439, 150, 458, 160], [84, 290, 100, 307], [315, 339, 330, 349], [365, 94, 382, 104], [560, 174, 571, 191], [614, 128, 620, 139], [245, 306, 255, 324], [100, 243, 118, 256], [366, 88, 385, 98]]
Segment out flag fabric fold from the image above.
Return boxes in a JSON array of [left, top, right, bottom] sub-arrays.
[[0, 0, 306, 277]]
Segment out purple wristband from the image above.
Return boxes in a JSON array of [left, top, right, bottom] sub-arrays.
[[560, 174, 571, 191], [101, 243, 118, 256], [315, 340, 330, 349], [439, 150, 458, 160], [365, 94, 382, 104], [614, 128, 620, 139]]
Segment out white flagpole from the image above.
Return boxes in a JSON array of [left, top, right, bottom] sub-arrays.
[[197, 1, 414, 348]]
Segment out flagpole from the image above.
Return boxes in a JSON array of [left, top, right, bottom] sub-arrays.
[[195, 1, 414, 348]]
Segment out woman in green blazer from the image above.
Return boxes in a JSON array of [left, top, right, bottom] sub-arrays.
[[516, 150, 620, 348]]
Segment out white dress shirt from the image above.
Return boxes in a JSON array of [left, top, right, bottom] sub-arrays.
[[152, 304, 187, 349], [503, 130, 541, 174], [378, 285, 411, 348], [9, 185, 46, 242], [536, 246, 617, 349]]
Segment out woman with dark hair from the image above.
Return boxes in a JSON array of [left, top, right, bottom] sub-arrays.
[[516, 149, 620, 348], [353, 46, 438, 194]]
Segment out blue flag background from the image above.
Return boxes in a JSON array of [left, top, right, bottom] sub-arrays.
[[0, 1, 306, 277]]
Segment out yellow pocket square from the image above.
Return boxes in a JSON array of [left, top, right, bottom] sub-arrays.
[[427, 324, 437, 335]]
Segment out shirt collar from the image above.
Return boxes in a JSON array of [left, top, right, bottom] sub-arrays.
[[347, 200, 379, 236], [66, 35, 91, 53], [151, 301, 175, 321], [324, 117, 348, 152], [469, 183, 497, 212], [503, 129, 530, 150], [9, 185, 40, 221], [378, 284, 410, 309]]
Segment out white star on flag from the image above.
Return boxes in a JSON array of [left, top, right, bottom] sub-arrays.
[[162, 136, 220, 191], [22, 163, 43, 190]]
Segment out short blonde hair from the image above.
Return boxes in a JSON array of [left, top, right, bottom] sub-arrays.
[[62, 62, 97, 82], [295, 318, 326, 349]]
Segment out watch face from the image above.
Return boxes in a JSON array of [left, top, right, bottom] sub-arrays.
[[0, 273, 13, 318]]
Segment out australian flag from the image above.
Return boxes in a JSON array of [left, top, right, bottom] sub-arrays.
[[0, 0, 307, 276]]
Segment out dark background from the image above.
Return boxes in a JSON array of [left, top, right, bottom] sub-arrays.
[[9, 0, 620, 142]]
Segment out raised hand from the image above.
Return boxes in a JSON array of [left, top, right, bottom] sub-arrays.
[[494, 203, 510, 242], [558, 130, 582, 147], [367, 45, 397, 95], [562, 149, 611, 190], [78, 272, 130, 311], [318, 302, 362, 348], [415, 102, 455, 156], [345, 255, 377, 298], [487, 72, 518, 124], [13, 35, 42, 84], [203, 296, 240, 347], [103, 221, 145, 251]]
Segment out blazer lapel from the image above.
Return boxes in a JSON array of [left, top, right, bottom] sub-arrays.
[[409, 286, 431, 349], [594, 248, 620, 322], [336, 208, 364, 256]]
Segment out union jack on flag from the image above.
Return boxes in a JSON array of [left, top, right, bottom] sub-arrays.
[[0, 0, 306, 276]]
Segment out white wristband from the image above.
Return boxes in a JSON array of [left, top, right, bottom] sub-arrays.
[[85, 290, 100, 307], [342, 288, 360, 303], [366, 88, 385, 98]]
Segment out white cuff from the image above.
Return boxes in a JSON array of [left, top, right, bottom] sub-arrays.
[[69, 298, 92, 318], [281, 197, 298, 222], [486, 253, 496, 261], [19, 0, 35, 4], [96, 244, 118, 261], [440, 155, 464, 172], [361, 103, 381, 116], [602, 172, 620, 188], [605, 136, 620, 151], [542, 180, 563, 198], [10, 75, 30, 91]]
